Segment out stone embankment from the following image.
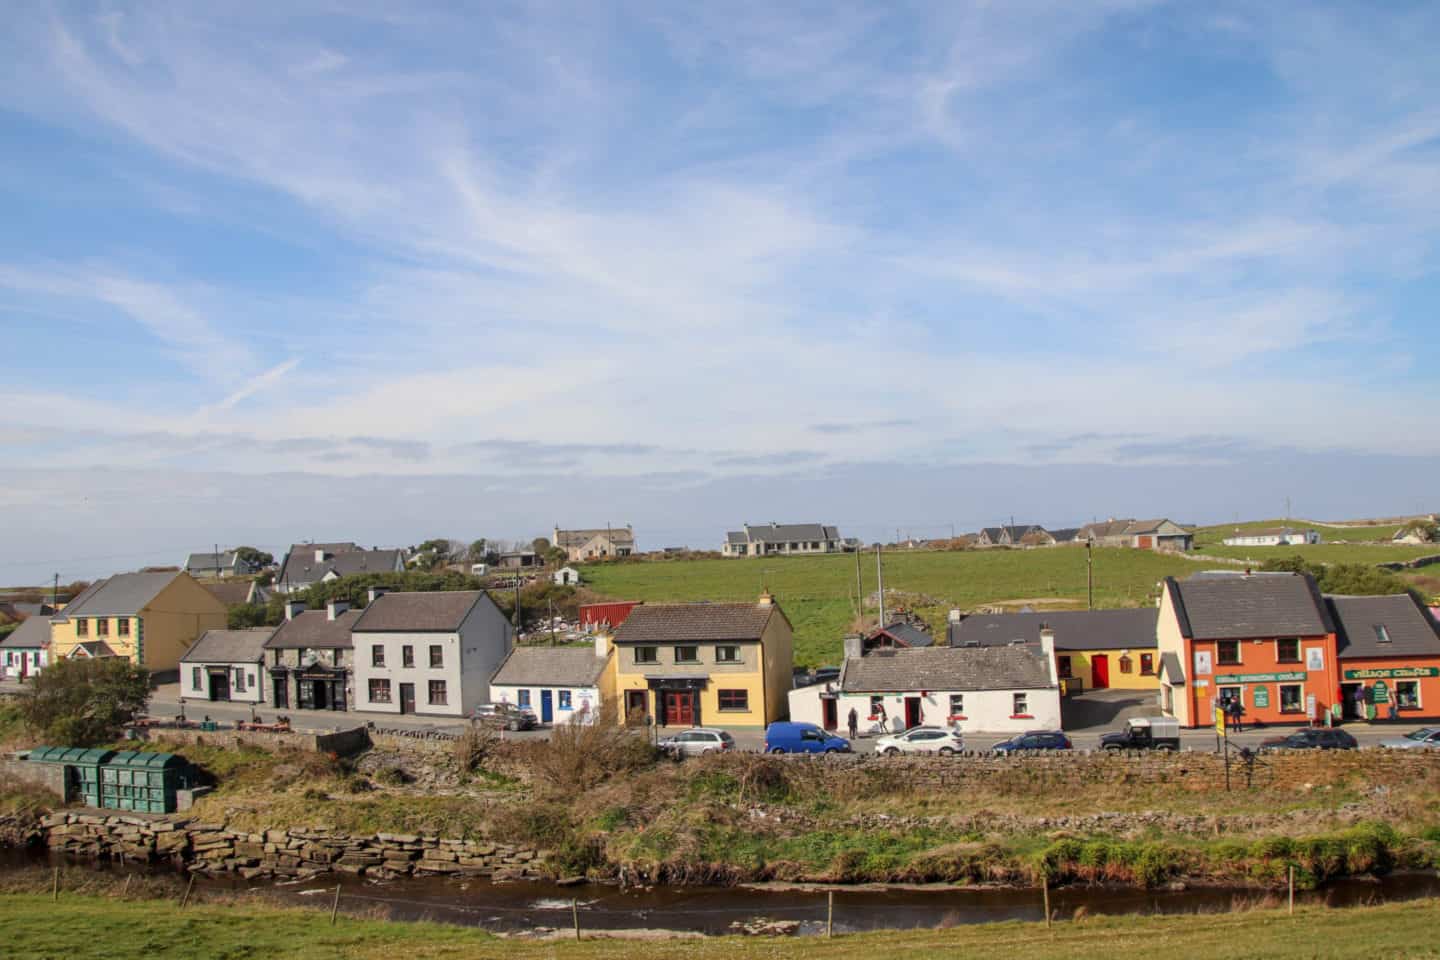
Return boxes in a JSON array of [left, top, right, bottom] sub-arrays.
[[35, 813, 545, 882]]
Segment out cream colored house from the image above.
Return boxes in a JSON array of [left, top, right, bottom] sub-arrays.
[[553, 526, 635, 562], [49, 571, 228, 673]]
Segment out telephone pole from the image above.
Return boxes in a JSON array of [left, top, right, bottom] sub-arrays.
[[854, 547, 864, 620], [1087, 540, 1094, 610], [875, 545, 886, 626]]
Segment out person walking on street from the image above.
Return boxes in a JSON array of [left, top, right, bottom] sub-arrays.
[[847, 707, 859, 740]]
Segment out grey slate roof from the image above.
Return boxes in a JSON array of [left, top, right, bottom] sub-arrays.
[[352, 591, 487, 633], [278, 543, 402, 587], [11, 603, 53, 618], [1329, 595, 1440, 659], [949, 608, 1158, 651], [1159, 651, 1186, 684], [182, 628, 275, 664], [51, 572, 179, 620], [1049, 528, 1081, 543], [491, 646, 609, 687], [71, 641, 118, 658], [203, 582, 259, 605], [185, 551, 238, 571], [554, 527, 635, 548], [1165, 573, 1332, 640], [264, 608, 363, 650], [0, 615, 51, 649], [841, 645, 1055, 693], [737, 523, 840, 543], [613, 602, 781, 644], [873, 621, 934, 648]]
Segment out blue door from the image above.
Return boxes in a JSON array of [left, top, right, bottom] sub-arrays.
[[540, 689, 553, 723]]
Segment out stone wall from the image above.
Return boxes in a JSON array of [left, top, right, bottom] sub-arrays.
[[0, 756, 66, 800], [37, 812, 545, 882], [128, 725, 372, 757]]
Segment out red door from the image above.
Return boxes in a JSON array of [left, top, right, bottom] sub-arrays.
[[1092, 655, 1110, 689], [904, 696, 922, 728], [664, 690, 694, 726]]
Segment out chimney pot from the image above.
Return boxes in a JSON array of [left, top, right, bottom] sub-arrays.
[[314, 548, 325, 563], [367, 586, 389, 604], [595, 634, 610, 659], [284, 600, 306, 621], [843, 634, 864, 661], [327, 599, 350, 621]]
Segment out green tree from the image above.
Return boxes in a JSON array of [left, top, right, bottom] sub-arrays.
[[468, 538, 489, 563], [531, 537, 552, 556], [411, 538, 455, 570], [546, 546, 570, 568], [234, 546, 274, 568], [20, 658, 151, 746], [227, 602, 274, 629]]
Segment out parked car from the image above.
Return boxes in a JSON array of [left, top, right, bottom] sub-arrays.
[[470, 702, 539, 731], [1100, 717, 1181, 751], [764, 721, 851, 754], [658, 728, 735, 757], [874, 726, 965, 756], [1380, 727, 1440, 750], [991, 730, 1072, 754], [810, 666, 841, 686], [1260, 728, 1357, 751]]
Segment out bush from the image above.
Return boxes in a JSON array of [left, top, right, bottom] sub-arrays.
[[374, 766, 413, 787], [454, 726, 497, 774], [18, 658, 150, 746], [528, 719, 658, 797]]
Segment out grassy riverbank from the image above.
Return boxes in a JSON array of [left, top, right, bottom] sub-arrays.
[[5, 890, 1440, 959]]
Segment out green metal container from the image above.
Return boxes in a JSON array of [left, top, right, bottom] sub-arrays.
[[100, 751, 193, 814], [26, 746, 114, 806]]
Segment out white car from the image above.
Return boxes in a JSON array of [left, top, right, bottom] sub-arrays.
[[1380, 727, 1440, 750], [874, 726, 965, 756], [658, 728, 735, 757]]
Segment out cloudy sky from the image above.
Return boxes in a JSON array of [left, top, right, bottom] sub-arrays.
[[2, 1, 1438, 582]]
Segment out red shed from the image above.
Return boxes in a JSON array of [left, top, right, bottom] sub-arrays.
[[580, 601, 641, 630]]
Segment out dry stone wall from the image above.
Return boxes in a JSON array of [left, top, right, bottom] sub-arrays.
[[37, 812, 545, 882]]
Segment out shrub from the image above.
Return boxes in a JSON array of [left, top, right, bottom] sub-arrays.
[[18, 658, 150, 746], [374, 766, 413, 787], [454, 726, 496, 774], [529, 718, 657, 797]]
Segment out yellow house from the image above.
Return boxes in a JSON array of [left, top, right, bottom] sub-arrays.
[[610, 593, 793, 729], [49, 571, 228, 673], [947, 608, 1159, 693]]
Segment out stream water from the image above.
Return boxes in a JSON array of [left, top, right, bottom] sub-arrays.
[[9, 851, 1440, 936]]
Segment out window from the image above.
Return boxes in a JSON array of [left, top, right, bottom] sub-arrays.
[[1374, 624, 1392, 644], [949, 694, 965, 716], [869, 695, 886, 717], [716, 645, 741, 663], [1012, 692, 1029, 716], [1118, 655, 1134, 674], [192, 667, 201, 690], [372, 645, 385, 667], [429, 645, 443, 668], [233, 668, 246, 693], [1279, 684, 1303, 713], [1056, 656, 1073, 678], [717, 689, 749, 711], [634, 646, 658, 665], [402, 645, 415, 668], [273, 650, 283, 666], [428, 680, 447, 705], [674, 645, 700, 664], [117, 619, 130, 637], [76, 619, 88, 637], [1275, 638, 1301, 663], [1218, 686, 1242, 707], [369, 679, 392, 703], [1217, 640, 1241, 665], [1396, 681, 1420, 709], [518, 689, 531, 708], [96, 618, 109, 637], [559, 690, 572, 710], [1140, 653, 1155, 675]]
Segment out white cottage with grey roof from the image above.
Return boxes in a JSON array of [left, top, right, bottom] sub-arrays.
[[788, 640, 1060, 736], [723, 523, 850, 557], [181, 628, 276, 704], [490, 637, 613, 725]]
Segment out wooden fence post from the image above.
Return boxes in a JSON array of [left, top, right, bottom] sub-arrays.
[[1288, 866, 1294, 915], [827, 890, 834, 938], [180, 874, 195, 909], [331, 884, 342, 925], [52, 866, 59, 902], [1042, 876, 1051, 929], [572, 898, 581, 941]]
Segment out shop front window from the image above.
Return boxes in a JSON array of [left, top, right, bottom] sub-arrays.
[[1396, 681, 1420, 709], [1279, 684, 1303, 713]]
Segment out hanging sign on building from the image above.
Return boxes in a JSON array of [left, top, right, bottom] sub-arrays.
[[1343, 667, 1440, 680], [1252, 685, 1270, 709]]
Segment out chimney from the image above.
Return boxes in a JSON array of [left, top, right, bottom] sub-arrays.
[[367, 586, 389, 604], [284, 600, 306, 621], [948, 609, 962, 623], [758, 591, 774, 607], [327, 599, 350, 621], [1039, 625, 1057, 680], [595, 634, 610, 659], [314, 548, 326, 563], [843, 634, 864, 660]]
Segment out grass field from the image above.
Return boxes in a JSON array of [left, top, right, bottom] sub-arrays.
[[1195, 543, 1438, 564], [5, 891, 1440, 959], [582, 548, 1199, 666], [1192, 518, 1413, 546]]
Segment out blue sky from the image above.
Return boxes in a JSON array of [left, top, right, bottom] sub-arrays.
[[2, 1, 1438, 581]]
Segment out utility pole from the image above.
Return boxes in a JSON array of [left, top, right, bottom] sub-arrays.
[[854, 547, 864, 620], [1285, 496, 1291, 520], [1087, 540, 1094, 610], [513, 578, 521, 629], [549, 598, 556, 646], [875, 545, 886, 627], [52, 573, 59, 609]]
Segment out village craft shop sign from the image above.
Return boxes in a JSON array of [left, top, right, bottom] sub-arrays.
[[1343, 667, 1440, 680], [1212, 671, 1306, 684]]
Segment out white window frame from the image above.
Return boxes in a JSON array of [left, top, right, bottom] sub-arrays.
[[1012, 692, 1029, 715]]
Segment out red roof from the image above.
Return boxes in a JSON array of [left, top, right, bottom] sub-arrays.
[[580, 601, 641, 629]]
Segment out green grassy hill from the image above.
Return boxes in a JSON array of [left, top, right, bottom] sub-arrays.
[[1193, 518, 1407, 546]]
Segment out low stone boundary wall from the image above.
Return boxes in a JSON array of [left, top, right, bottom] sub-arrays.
[[129, 725, 371, 757], [0, 756, 65, 800], [37, 813, 545, 882]]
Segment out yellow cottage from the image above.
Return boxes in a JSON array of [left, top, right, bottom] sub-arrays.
[[948, 608, 1159, 693], [610, 594, 793, 729], [50, 571, 228, 673]]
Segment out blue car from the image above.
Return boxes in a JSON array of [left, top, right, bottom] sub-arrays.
[[764, 721, 852, 754], [991, 730, 1072, 754]]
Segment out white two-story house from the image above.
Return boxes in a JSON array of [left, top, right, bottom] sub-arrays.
[[351, 590, 512, 717]]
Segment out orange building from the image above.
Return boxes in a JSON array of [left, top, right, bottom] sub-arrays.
[[1156, 572, 1339, 728], [1329, 595, 1440, 722]]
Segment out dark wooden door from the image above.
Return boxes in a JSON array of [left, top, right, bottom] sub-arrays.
[[208, 671, 230, 701], [904, 696, 922, 729], [625, 689, 648, 723], [399, 682, 416, 715], [664, 690, 694, 726], [272, 677, 289, 709], [822, 698, 838, 731]]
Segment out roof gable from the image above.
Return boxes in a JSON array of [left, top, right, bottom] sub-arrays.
[[948, 608, 1158, 650], [841, 645, 1054, 693], [1329, 594, 1440, 659], [492, 646, 609, 687], [1166, 573, 1331, 640], [0, 615, 51, 649], [613, 602, 778, 643], [182, 628, 275, 664], [352, 591, 487, 632], [53, 572, 181, 619]]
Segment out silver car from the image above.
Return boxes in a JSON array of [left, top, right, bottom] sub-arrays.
[[874, 726, 965, 756], [1380, 727, 1440, 750], [658, 728, 735, 757]]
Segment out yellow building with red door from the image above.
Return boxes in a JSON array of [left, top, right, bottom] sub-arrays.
[[609, 594, 793, 730], [947, 608, 1159, 693]]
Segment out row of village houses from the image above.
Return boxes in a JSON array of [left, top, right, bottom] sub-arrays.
[[4, 566, 1440, 732]]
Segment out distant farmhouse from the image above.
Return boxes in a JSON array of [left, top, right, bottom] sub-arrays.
[[183, 550, 261, 579], [723, 523, 856, 557], [1220, 527, 1320, 548], [1078, 519, 1194, 552], [274, 542, 405, 594], [553, 525, 635, 562], [975, 525, 1055, 547]]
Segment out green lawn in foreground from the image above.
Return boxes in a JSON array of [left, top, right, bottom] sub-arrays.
[[5, 892, 1440, 960], [583, 549, 1201, 666]]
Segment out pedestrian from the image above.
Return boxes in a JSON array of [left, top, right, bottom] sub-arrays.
[[847, 707, 858, 740]]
